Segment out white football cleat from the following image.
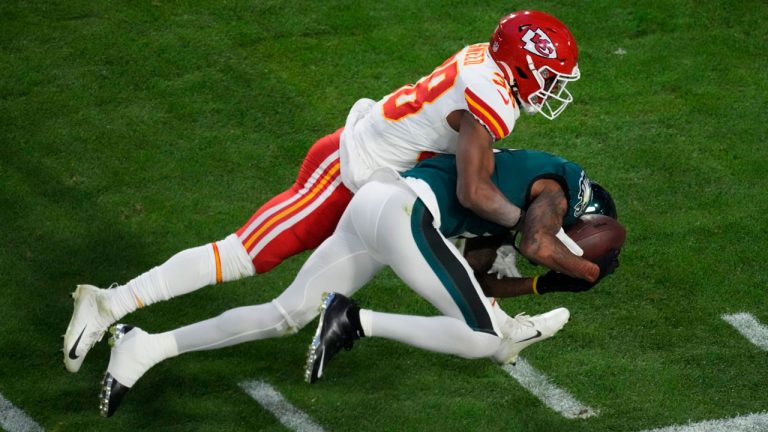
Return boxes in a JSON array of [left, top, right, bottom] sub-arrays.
[[492, 307, 570, 365], [63, 284, 116, 373]]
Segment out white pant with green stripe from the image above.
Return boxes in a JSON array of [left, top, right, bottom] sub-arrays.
[[170, 179, 503, 360]]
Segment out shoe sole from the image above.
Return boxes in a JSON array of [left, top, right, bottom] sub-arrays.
[[63, 285, 106, 373], [304, 292, 334, 383]]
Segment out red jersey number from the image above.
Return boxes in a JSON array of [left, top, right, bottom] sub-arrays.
[[382, 61, 459, 121]]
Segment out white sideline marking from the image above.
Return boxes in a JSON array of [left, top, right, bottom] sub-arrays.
[[503, 358, 598, 419], [239, 380, 324, 432], [722, 312, 768, 351], [639, 411, 768, 432], [0, 393, 44, 432]]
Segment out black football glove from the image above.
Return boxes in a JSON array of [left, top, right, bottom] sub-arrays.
[[535, 249, 620, 294]]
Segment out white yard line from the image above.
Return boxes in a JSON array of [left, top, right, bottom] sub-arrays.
[[639, 411, 768, 432], [722, 312, 768, 351], [502, 358, 598, 419], [239, 380, 325, 432], [0, 393, 43, 432]]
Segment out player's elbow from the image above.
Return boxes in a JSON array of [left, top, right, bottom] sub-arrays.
[[457, 184, 483, 211], [519, 235, 553, 264]]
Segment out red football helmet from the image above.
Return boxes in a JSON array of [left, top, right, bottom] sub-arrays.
[[490, 11, 580, 120]]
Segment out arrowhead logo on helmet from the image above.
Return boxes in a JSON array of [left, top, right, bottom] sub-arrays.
[[521, 28, 557, 59]]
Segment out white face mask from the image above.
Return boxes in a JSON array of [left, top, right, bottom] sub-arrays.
[[525, 57, 580, 120]]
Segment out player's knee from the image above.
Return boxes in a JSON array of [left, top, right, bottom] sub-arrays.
[[270, 299, 317, 335]]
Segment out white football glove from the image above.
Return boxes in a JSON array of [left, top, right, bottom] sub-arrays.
[[487, 244, 522, 279]]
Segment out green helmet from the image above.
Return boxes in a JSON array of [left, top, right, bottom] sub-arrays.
[[585, 182, 617, 219]]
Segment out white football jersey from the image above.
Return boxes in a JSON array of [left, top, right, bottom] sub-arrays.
[[339, 43, 521, 191]]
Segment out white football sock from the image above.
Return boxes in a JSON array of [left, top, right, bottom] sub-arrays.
[[109, 329, 178, 387], [365, 309, 500, 359], [106, 234, 255, 321], [359, 308, 373, 337]]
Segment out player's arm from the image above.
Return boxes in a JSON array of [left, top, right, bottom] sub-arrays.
[[464, 234, 607, 297], [518, 179, 599, 282], [453, 110, 523, 229], [463, 235, 531, 297], [477, 274, 535, 297]]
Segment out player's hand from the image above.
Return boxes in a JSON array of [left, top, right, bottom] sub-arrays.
[[536, 271, 595, 293], [535, 249, 620, 294], [487, 245, 522, 279]]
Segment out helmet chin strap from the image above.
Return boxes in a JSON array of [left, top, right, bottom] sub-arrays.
[[519, 99, 538, 115], [498, 59, 537, 115], [523, 54, 548, 115], [526, 55, 545, 88]]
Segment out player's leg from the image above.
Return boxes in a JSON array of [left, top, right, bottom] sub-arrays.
[[65, 129, 351, 372], [237, 128, 353, 273], [304, 181, 503, 382], [368, 194, 569, 364], [356, 184, 502, 358], [64, 233, 254, 373], [167, 227, 383, 355], [307, 183, 569, 384], [99, 195, 384, 416], [104, 128, 350, 316]]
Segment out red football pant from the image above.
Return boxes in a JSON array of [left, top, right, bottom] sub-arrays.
[[236, 128, 353, 273]]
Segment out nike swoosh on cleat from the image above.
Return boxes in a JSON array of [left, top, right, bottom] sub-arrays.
[[68, 326, 86, 360], [514, 330, 542, 343]]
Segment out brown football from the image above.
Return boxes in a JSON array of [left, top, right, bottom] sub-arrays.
[[565, 214, 626, 261]]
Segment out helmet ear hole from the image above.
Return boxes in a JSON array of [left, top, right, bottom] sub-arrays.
[[515, 67, 529, 80]]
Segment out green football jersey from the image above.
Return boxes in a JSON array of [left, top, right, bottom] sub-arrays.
[[402, 149, 591, 238]]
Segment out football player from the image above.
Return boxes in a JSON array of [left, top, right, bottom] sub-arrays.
[[64, 10, 582, 374], [97, 149, 619, 416]]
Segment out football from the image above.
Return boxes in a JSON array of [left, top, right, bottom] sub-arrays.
[[565, 214, 626, 261]]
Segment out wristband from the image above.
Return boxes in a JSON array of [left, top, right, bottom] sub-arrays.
[[532, 274, 540, 296]]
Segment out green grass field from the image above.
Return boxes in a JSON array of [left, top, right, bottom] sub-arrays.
[[2, 1, 768, 431]]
